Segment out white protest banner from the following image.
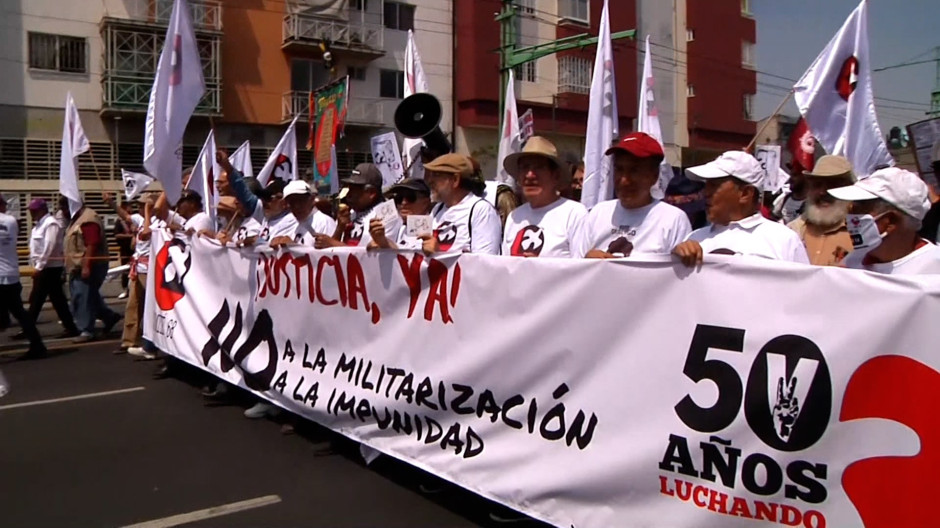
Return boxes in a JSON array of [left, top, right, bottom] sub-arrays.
[[518, 108, 535, 144], [755, 145, 784, 193], [144, 231, 939, 528], [370, 131, 405, 188]]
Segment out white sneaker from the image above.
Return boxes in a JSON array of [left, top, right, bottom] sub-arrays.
[[128, 347, 156, 360], [118, 291, 128, 299], [244, 402, 277, 419]]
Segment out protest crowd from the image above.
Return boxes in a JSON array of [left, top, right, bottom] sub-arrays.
[[1, 0, 939, 524]]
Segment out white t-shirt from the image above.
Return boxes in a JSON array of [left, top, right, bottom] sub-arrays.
[[292, 210, 339, 247], [574, 199, 692, 258], [431, 193, 502, 255], [29, 213, 63, 270], [131, 213, 158, 274], [233, 216, 262, 245], [843, 240, 940, 274], [686, 213, 810, 264], [502, 198, 587, 258], [341, 206, 404, 249], [253, 202, 300, 244], [396, 224, 424, 251], [184, 212, 214, 234], [0, 213, 18, 283]]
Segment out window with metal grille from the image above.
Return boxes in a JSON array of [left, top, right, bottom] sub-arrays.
[[742, 41, 755, 69], [515, 61, 537, 83], [517, 0, 535, 15], [557, 56, 591, 94], [384, 2, 415, 31], [380, 69, 405, 98], [347, 66, 367, 81], [558, 0, 589, 24], [743, 93, 755, 120], [28, 32, 87, 74]]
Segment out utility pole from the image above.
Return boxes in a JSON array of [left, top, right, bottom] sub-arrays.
[[495, 0, 635, 130]]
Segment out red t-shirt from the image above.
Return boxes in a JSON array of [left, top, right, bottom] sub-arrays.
[[80, 222, 102, 247]]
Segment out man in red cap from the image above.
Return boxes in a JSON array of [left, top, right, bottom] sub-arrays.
[[574, 132, 691, 258]]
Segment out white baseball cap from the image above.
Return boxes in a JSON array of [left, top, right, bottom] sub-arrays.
[[828, 167, 930, 220], [686, 151, 765, 191], [282, 179, 313, 198]]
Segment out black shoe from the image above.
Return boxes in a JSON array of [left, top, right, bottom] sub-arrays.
[[152, 365, 171, 380], [11, 331, 26, 340], [16, 349, 48, 361]]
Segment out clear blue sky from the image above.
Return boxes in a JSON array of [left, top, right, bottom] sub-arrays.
[[754, 0, 938, 133]]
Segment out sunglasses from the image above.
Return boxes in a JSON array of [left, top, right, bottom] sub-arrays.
[[393, 190, 425, 204]]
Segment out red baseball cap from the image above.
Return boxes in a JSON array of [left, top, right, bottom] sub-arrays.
[[605, 132, 664, 158]]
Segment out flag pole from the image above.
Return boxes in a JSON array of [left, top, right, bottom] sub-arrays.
[[86, 147, 108, 193], [746, 90, 793, 153]]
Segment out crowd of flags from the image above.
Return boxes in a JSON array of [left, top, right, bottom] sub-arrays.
[[57, 0, 896, 218]]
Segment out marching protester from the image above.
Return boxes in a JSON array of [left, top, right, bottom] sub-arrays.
[[216, 196, 260, 247], [421, 153, 502, 255], [18, 198, 79, 340], [501, 137, 587, 258], [0, 194, 47, 359], [63, 198, 123, 342], [574, 132, 692, 258], [772, 165, 807, 224], [105, 192, 155, 358], [369, 178, 433, 250], [113, 201, 135, 299], [270, 180, 337, 249], [917, 141, 940, 242], [830, 167, 940, 274], [559, 152, 585, 202], [313, 163, 400, 249], [217, 151, 299, 245], [673, 151, 809, 266], [154, 188, 215, 236], [787, 155, 855, 266]]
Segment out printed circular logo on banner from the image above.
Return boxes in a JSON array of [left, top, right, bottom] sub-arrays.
[[744, 334, 832, 451], [153, 239, 192, 311], [435, 222, 457, 252], [836, 56, 859, 101], [511, 225, 545, 257]]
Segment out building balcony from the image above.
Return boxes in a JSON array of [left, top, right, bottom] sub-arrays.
[[282, 91, 386, 127], [100, 0, 222, 34], [282, 13, 385, 60], [102, 75, 222, 117]]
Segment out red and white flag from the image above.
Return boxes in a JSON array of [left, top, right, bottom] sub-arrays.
[[637, 35, 673, 200], [402, 29, 429, 179], [787, 117, 816, 175], [581, 0, 619, 209], [143, 0, 205, 206], [187, 130, 219, 227], [793, 0, 892, 176], [230, 140, 253, 179], [59, 91, 90, 216], [257, 116, 299, 187], [496, 69, 521, 190]]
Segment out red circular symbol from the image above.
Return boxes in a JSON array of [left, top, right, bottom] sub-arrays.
[[836, 56, 859, 101]]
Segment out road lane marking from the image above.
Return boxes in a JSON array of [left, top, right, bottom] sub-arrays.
[[0, 386, 145, 411], [120, 495, 283, 528]]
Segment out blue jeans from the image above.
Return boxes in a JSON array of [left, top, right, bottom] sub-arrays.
[[69, 264, 118, 334]]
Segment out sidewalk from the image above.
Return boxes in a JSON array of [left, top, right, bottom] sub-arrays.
[[0, 275, 128, 353]]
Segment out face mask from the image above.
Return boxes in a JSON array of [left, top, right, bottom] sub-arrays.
[[846, 213, 887, 252]]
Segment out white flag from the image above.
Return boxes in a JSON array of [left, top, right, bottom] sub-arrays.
[[402, 29, 429, 179], [230, 140, 253, 179], [581, 0, 619, 209], [59, 91, 90, 217], [143, 0, 206, 206], [793, 0, 892, 177], [187, 130, 219, 227], [257, 116, 299, 187], [496, 69, 521, 190], [637, 35, 673, 200], [121, 169, 154, 201]]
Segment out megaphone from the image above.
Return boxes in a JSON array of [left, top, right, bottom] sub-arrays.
[[394, 93, 452, 158]]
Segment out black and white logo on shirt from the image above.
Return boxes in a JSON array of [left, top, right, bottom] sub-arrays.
[[435, 221, 458, 252], [511, 225, 545, 257]]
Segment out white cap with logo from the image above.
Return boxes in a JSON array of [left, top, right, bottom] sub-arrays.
[[685, 151, 765, 191], [283, 179, 314, 198], [828, 167, 931, 220]]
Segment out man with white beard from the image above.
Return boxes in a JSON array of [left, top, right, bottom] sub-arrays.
[[786, 155, 855, 266]]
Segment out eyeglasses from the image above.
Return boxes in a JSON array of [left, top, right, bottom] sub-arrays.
[[393, 190, 419, 204]]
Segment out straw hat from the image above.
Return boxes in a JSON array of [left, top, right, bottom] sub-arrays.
[[503, 136, 561, 177]]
